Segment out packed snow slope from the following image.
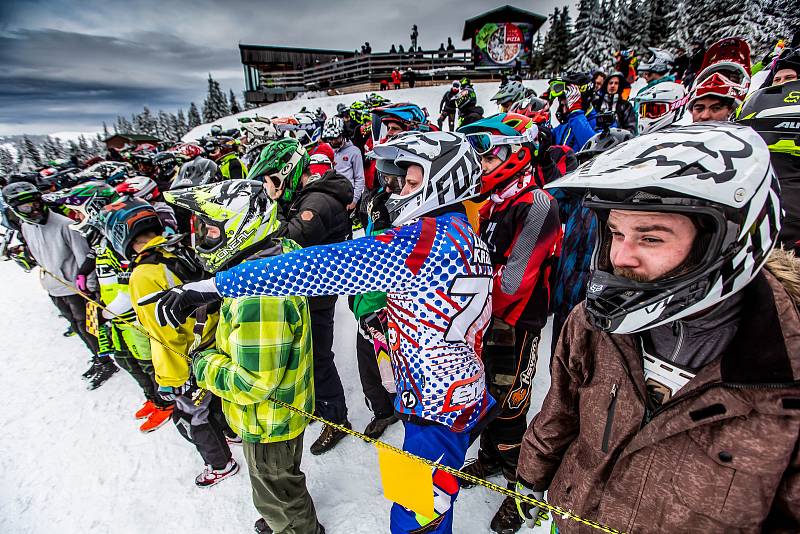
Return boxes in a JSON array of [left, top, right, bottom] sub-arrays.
[[183, 81, 550, 142], [0, 257, 557, 533]]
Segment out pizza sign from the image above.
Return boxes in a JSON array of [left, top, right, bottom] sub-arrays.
[[475, 22, 533, 67]]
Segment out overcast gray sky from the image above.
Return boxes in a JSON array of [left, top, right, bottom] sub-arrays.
[[0, 0, 574, 135]]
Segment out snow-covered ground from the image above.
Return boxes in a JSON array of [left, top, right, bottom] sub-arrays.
[[183, 81, 551, 142], [0, 258, 555, 533]]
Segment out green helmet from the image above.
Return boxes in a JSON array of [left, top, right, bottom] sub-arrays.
[[42, 180, 119, 233], [163, 179, 280, 273], [245, 138, 309, 202]]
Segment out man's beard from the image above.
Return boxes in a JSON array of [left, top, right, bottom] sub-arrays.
[[613, 267, 651, 282], [613, 260, 694, 284]]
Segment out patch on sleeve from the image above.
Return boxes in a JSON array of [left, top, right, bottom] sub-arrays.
[[300, 210, 315, 221]]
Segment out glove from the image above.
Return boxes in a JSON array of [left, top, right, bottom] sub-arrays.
[[564, 84, 583, 114], [514, 480, 549, 528], [156, 379, 202, 403], [76, 274, 88, 292], [137, 278, 221, 328]]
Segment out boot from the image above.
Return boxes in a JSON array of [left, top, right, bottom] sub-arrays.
[[87, 359, 118, 390], [195, 458, 239, 488], [254, 518, 324, 534], [490, 496, 525, 534], [310, 421, 351, 455], [363, 413, 398, 439], [135, 400, 156, 420], [139, 405, 173, 433], [460, 452, 502, 489], [253, 518, 272, 533], [63, 325, 76, 337], [81, 357, 101, 380]]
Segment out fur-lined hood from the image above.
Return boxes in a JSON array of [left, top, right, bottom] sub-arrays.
[[765, 247, 800, 308]]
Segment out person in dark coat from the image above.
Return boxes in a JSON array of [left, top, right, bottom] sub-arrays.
[[592, 71, 638, 133]]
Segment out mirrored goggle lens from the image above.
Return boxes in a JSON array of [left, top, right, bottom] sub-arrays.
[[466, 133, 494, 155], [15, 201, 41, 214], [640, 102, 669, 119], [378, 172, 406, 193], [549, 81, 566, 96]]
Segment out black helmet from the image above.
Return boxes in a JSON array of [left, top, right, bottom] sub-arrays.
[[2, 181, 48, 224], [577, 128, 635, 163], [737, 79, 800, 248], [171, 157, 219, 190], [153, 152, 179, 185]]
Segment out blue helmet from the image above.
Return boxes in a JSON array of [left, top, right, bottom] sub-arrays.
[[98, 197, 163, 260], [370, 103, 433, 142]]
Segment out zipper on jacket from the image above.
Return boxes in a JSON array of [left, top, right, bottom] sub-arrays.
[[602, 382, 618, 453], [669, 321, 685, 362]]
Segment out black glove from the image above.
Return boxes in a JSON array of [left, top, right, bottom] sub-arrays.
[[137, 279, 221, 328]]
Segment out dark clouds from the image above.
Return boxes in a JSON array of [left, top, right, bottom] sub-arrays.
[[0, 0, 572, 135]]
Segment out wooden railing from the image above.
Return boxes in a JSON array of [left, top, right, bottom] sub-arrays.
[[249, 49, 474, 100]]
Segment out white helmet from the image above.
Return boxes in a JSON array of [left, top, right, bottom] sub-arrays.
[[638, 47, 674, 74], [371, 131, 482, 226], [116, 175, 159, 201], [240, 120, 279, 146], [322, 116, 345, 140], [546, 122, 780, 334], [293, 112, 323, 147], [634, 82, 687, 134]]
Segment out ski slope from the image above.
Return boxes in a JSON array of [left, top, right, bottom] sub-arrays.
[[0, 258, 556, 534], [183, 81, 550, 142]]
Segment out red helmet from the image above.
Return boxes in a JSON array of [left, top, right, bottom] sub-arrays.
[[458, 112, 536, 195], [170, 143, 203, 161], [688, 72, 746, 109], [509, 96, 550, 124]]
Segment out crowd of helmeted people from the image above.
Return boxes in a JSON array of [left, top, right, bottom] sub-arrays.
[[1, 30, 799, 534]]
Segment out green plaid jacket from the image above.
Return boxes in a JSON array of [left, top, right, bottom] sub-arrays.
[[194, 243, 313, 443]]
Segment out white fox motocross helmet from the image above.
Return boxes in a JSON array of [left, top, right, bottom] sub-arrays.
[[372, 131, 482, 226], [635, 82, 687, 134], [546, 122, 781, 334]]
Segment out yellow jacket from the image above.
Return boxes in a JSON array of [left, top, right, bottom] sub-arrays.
[[129, 236, 217, 387]]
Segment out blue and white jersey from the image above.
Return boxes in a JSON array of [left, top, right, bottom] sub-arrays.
[[216, 212, 495, 432]]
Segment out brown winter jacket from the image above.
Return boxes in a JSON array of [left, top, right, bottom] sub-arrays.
[[518, 250, 800, 533]]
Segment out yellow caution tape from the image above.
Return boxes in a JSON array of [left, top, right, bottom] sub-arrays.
[[40, 266, 626, 534]]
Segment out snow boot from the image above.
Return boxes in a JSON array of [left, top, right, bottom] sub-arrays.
[[363, 413, 398, 439], [310, 421, 351, 455], [490, 496, 525, 534], [254, 518, 325, 534], [87, 359, 118, 390], [63, 325, 76, 337], [81, 356, 102, 380], [139, 405, 173, 433], [460, 453, 502, 489], [195, 458, 239, 488], [135, 400, 156, 420]]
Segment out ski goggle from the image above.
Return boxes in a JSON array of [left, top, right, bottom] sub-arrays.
[[548, 80, 566, 97], [377, 172, 406, 193], [13, 200, 44, 215], [465, 132, 533, 156], [638, 102, 670, 119], [191, 215, 224, 250]]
